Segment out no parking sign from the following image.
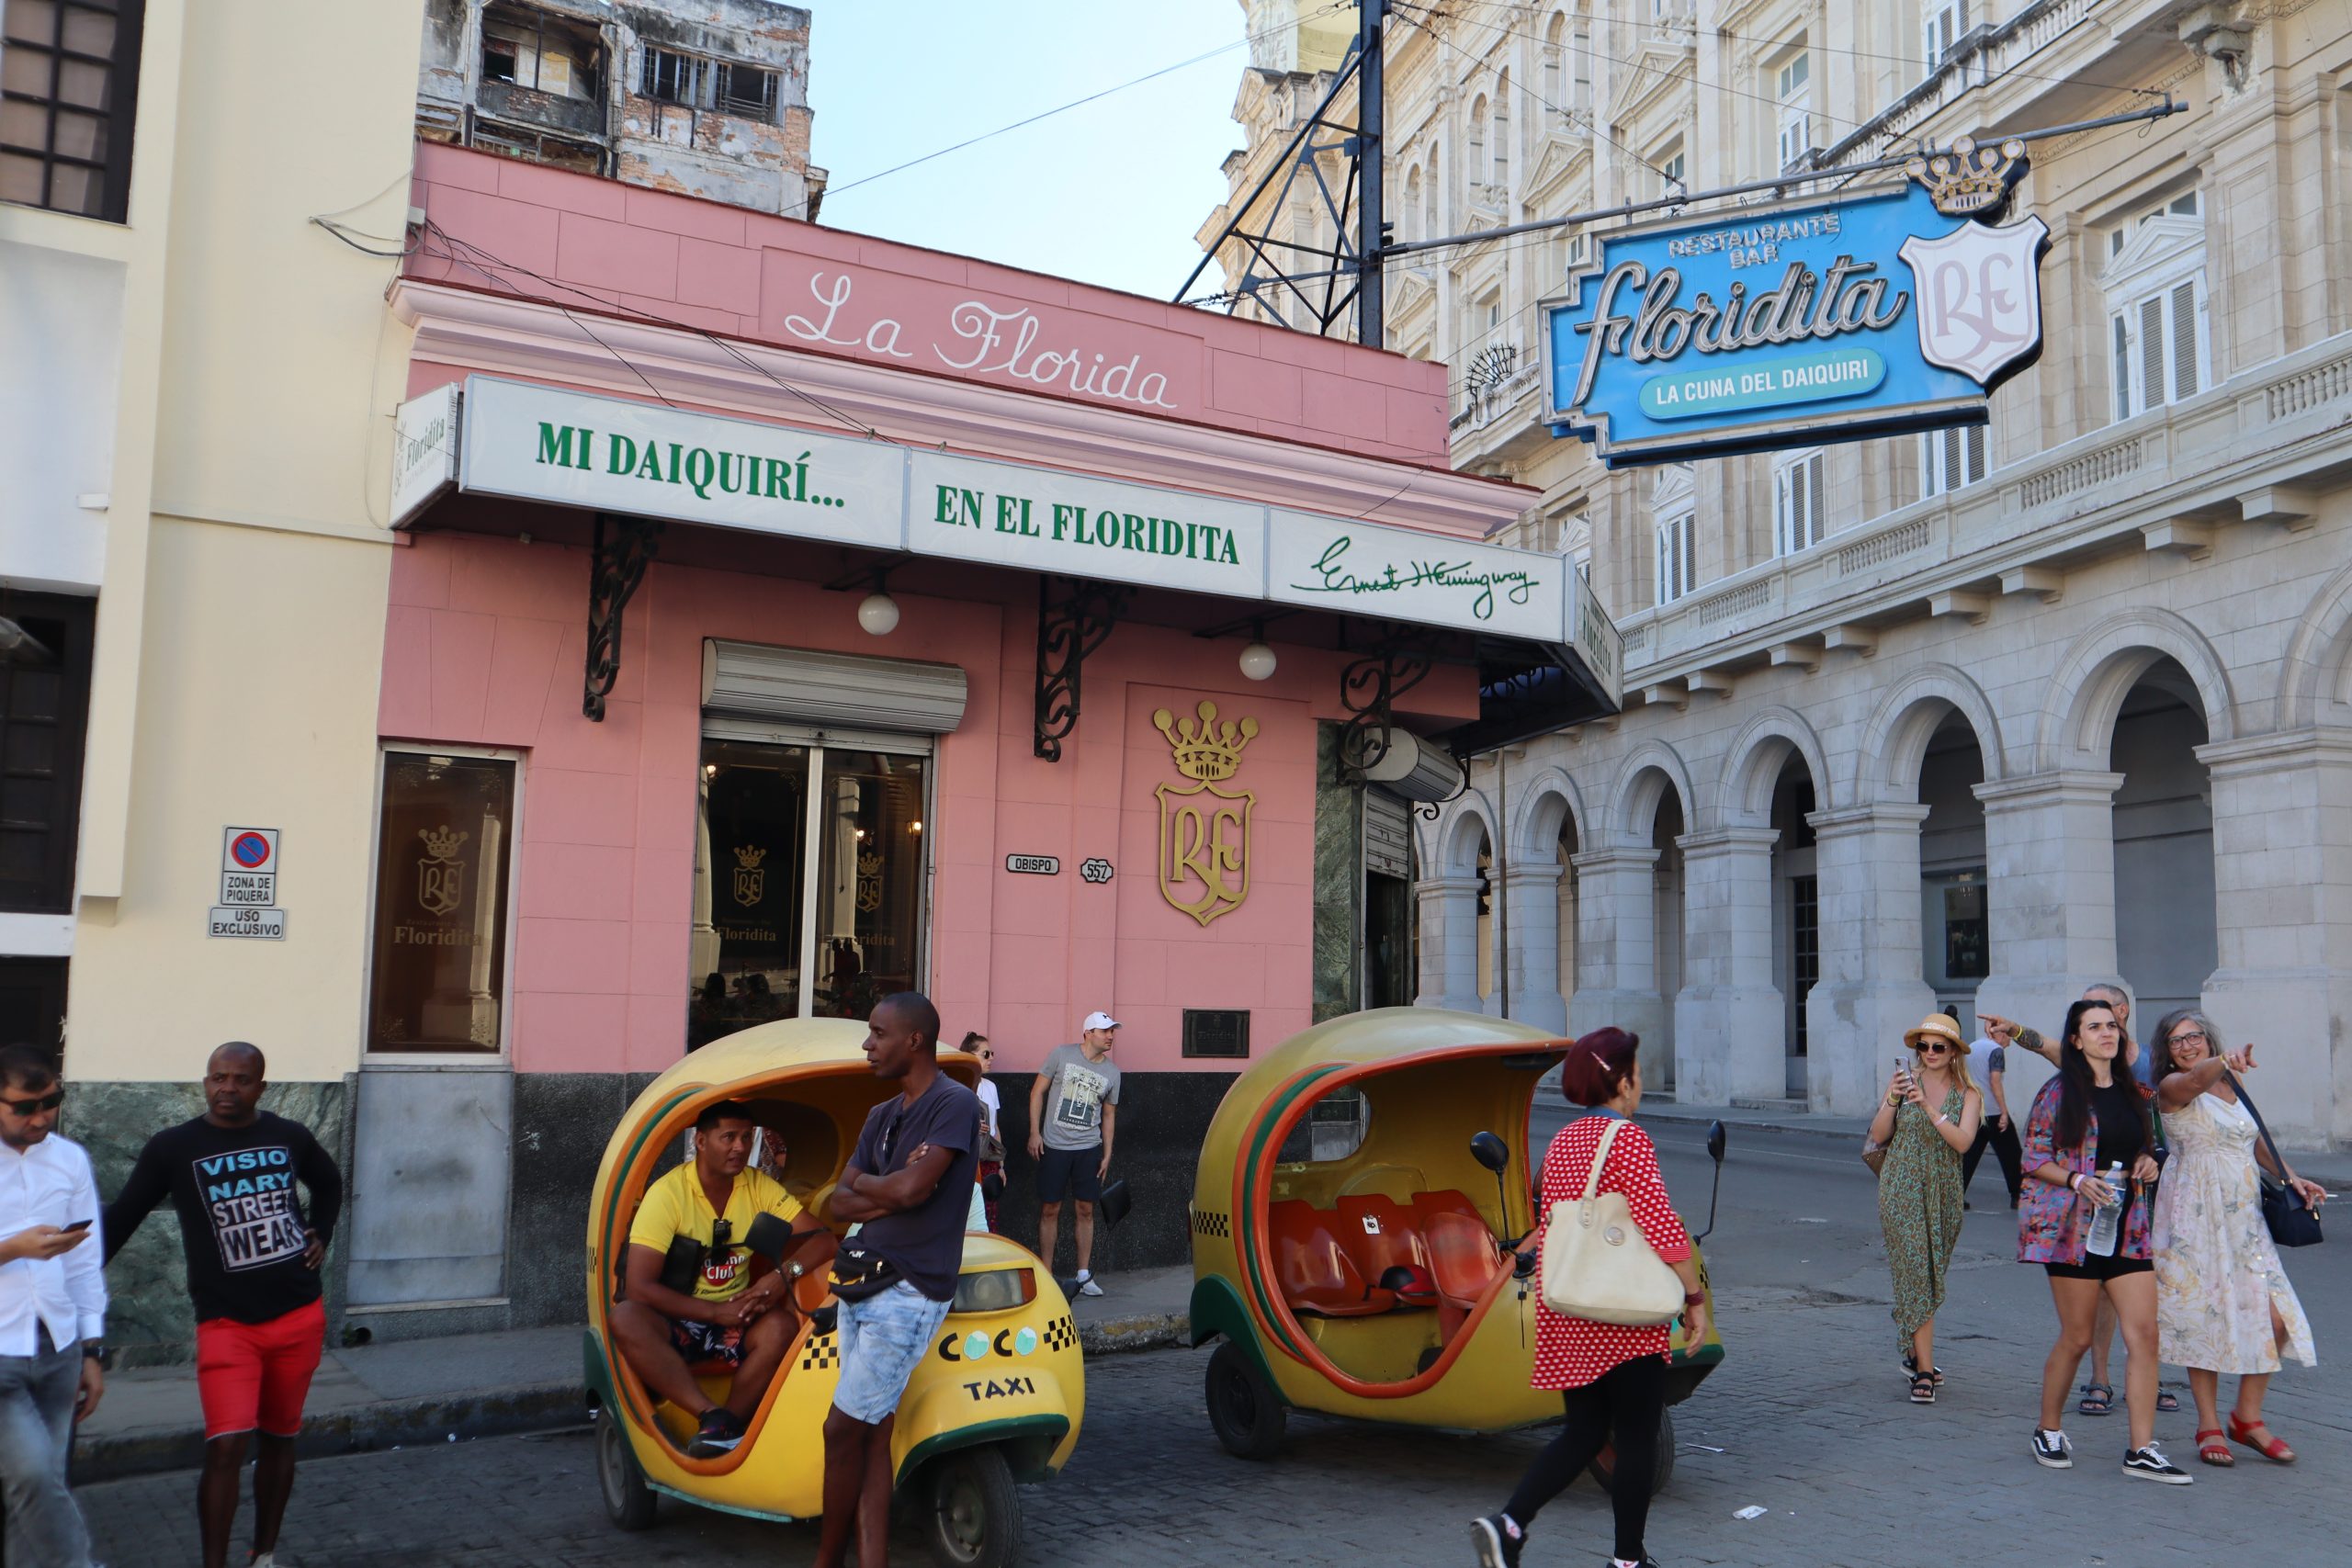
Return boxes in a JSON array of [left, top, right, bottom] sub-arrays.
[[213, 827, 286, 938]]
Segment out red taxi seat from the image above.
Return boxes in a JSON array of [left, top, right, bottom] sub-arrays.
[[1417, 1191, 1505, 1309], [1269, 1200, 1395, 1316], [1334, 1195, 1438, 1307]]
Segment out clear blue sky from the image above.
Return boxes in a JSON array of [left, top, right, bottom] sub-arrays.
[[808, 1, 1252, 302]]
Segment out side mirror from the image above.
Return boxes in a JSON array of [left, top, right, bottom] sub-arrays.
[[1706, 1120, 1728, 1166], [1469, 1131, 1510, 1174]]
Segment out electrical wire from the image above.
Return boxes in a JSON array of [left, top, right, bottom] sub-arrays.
[[790, 0, 1356, 221]]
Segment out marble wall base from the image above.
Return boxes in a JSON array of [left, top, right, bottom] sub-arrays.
[[1313, 722, 1362, 1023]]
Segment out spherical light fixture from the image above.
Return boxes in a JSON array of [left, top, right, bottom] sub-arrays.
[[1238, 640, 1278, 682], [857, 592, 900, 637]]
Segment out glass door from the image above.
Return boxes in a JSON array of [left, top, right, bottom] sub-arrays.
[[691, 737, 929, 1045]]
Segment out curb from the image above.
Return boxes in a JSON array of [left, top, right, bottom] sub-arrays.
[[1078, 1311, 1188, 1355], [1637, 1104, 1870, 1145], [75, 1382, 588, 1485]]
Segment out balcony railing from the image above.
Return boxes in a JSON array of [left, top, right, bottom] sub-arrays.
[[1821, 0, 2103, 171], [1612, 329, 2352, 683]]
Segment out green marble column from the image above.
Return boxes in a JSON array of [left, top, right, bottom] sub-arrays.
[[1313, 722, 1362, 1022]]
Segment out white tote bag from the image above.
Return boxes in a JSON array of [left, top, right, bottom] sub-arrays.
[[1538, 1118, 1685, 1326]]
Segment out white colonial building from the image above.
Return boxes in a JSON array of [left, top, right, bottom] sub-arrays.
[[1205, 3, 2352, 1144]]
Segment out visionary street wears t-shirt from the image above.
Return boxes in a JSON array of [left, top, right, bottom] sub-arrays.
[[1038, 1043, 1122, 1152], [105, 1111, 345, 1325], [198, 1144, 311, 1270]]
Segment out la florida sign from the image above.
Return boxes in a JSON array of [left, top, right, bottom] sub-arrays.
[[1544, 154, 2050, 466]]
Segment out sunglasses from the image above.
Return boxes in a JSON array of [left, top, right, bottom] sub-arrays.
[[1916, 1043, 1951, 1055], [710, 1218, 732, 1252], [1, 1089, 63, 1115], [975, 1050, 994, 1061]]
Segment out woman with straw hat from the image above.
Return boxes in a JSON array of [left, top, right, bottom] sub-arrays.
[[1866, 1013, 1982, 1404]]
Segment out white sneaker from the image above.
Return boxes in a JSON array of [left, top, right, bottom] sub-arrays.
[[2122, 1442, 2192, 1484], [2032, 1427, 2072, 1469], [1075, 1274, 1105, 1297]]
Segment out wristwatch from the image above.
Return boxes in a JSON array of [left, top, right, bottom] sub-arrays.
[[81, 1341, 111, 1371]]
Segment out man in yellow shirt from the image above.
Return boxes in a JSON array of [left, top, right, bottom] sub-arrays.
[[613, 1100, 833, 1456]]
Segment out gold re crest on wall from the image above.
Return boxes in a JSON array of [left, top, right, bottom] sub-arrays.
[[1153, 699, 1259, 927], [416, 825, 469, 918], [733, 844, 767, 908]]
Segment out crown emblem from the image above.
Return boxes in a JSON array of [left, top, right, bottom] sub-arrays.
[[418, 825, 469, 861], [1906, 135, 2028, 218], [1153, 700, 1259, 783], [856, 849, 883, 877], [734, 844, 768, 871]]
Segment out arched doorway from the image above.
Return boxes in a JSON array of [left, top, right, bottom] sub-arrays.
[[1649, 790, 1681, 1089], [1917, 714, 1990, 1039], [1768, 758, 1816, 1098], [2109, 656, 2216, 1019], [1556, 814, 1578, 1032]]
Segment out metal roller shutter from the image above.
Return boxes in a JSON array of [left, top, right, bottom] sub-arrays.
[[701, 639, 968, 735]]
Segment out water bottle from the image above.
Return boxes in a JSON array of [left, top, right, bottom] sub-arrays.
[[2084, 1162, 2126, 1257]]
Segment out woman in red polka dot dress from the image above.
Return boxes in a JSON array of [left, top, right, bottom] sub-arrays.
[[1472, 1028, 1706, 1568]]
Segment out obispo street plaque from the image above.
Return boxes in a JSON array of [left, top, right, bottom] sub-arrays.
[[1544, 139, 2048, 466]]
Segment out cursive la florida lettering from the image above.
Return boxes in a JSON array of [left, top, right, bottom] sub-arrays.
[[1290, 536, 1538, 621], [197, 1148, 308, 1271]]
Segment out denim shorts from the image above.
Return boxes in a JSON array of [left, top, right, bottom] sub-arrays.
[[833, 1280, 951, 1425]]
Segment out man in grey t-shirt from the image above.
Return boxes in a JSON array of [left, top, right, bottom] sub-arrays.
[[1026, 1012, 1121, 1296]]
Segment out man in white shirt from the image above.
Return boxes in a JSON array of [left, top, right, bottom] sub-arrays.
[[0, 1044, 107, 1567]]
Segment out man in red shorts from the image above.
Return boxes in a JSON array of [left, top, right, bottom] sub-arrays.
[[105, 1042, 343, 1568]]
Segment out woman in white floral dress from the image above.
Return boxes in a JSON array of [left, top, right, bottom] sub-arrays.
[[2150, 1010, 2323, 1467]]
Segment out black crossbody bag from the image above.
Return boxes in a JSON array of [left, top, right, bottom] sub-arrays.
[[2223, 1069, 2323, 1248]]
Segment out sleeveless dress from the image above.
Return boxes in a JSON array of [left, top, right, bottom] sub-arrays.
[[1878, 1086, 1964, 1344], [2154, 1092, 2316, 1374]]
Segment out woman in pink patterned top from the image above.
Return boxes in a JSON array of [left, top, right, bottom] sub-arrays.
[[1473, 1029, 1707, 1568]]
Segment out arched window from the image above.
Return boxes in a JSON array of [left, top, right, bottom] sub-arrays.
[[1469, 97, 1489, 190], [1492, 73, 1510, 189], [1404, 165, 1423, 243], [1425, 138, 1441, 234]]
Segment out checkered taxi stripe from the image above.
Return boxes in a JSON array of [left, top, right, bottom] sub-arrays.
[[799, 1332, 840, 1371], [1190, 1208, 1230, 1238], [1042, 1314, 1077, 1353]]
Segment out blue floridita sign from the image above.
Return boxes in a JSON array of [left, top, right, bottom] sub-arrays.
[[1544, 151, 2049, 466]]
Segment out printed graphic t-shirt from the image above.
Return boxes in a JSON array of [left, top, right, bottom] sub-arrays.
[[848, 1072, 982, 1302], [627, 1165, 803, 1303], [104, 1111, 345, 1325], [1038, 1044, 1121, 1152]]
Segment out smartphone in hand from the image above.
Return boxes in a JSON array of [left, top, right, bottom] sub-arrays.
[[60, 1218, 93, 1233]]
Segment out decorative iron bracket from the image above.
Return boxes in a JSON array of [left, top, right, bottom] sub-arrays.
[[583, 511, 664, 721], [1337, 635, 1434, 783], [1033, 576, 1130, 761]]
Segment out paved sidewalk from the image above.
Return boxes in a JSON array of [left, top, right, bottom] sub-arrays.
[[74, 1261, 1193, 1483]]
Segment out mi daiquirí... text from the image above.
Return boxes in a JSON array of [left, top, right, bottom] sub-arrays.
[[1569, 255, 1909, 407]]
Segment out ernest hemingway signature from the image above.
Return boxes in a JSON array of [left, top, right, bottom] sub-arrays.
[[1289, 536, 1538, 621]]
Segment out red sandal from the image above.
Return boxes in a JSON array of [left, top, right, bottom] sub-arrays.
[[2195, 1428, 2233, 1467], [2228, 1415, 2296, 1463]]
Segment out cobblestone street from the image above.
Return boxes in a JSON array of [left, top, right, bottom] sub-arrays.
[[79, 1124, 2352, 1567]]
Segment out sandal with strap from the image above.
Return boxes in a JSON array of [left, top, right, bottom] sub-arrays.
[[1900, 1353, 1944, 1386], [2156, 1388, 2180, 1413], [1909, 1371, 1937, 1404], [2075, 1382, 2114, 1416], [2227, 1415, 2296, 1463], [2195, 1428, 2233, 1467]]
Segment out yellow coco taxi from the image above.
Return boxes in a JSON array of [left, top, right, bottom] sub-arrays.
[[1189, 1009, 1726, 1493], [584, 1019, 1081, 1568]]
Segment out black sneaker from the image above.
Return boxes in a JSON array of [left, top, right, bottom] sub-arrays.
[[1469, 1514, 1521, 1568], [2032, 1427, 2072, 1469], [2122, 1443, 2192, 1484], [689, 1406, 747, 1457]]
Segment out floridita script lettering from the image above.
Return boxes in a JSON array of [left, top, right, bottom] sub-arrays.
[[784, 272, 1180, 411], [1572, 255, 1907, 410], [1290, 536, 1537, 622]]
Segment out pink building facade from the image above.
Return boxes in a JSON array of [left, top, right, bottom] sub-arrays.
[[356, 144, 1598, 1319]]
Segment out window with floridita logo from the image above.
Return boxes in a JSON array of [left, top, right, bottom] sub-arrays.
[[366, 752, 516, 1054]]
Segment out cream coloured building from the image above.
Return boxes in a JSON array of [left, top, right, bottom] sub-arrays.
[[1205, 2, 2352, 1144]]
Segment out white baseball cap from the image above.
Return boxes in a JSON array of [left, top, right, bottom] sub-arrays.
[[1082, 1011, 1121, 1032]]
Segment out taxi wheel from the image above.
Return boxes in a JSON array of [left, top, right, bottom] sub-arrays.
[[1587, 1407, 1676, 1498], [921, 1445, 1021, 1568], [596, 1407, 659, 1531], [1205, 1340, 1285, 1461]]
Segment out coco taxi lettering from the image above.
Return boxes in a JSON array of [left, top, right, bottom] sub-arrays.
[[1544, 138, 2049, 466], [1153, 700, 1258, 928]]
